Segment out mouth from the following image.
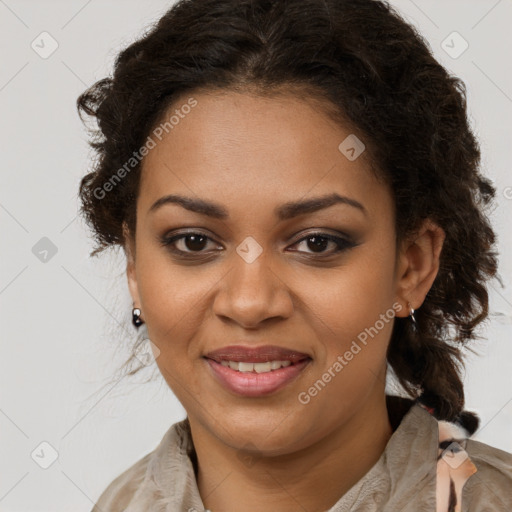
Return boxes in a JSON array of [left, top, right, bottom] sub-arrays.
[[204, 357, 311, 373], [204, 344, 311, 364], [203, 353, 312, 397]]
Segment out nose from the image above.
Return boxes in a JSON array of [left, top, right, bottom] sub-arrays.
[[212, 250, 294, 329]]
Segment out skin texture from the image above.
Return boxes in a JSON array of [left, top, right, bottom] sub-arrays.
[[124, 90, 445, 512]]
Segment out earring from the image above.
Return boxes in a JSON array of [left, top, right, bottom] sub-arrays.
[[132, 307, 144, 328], [407, 302, 417, 333]]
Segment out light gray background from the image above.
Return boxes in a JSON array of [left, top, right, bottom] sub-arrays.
[[1, 1, 511, 510]]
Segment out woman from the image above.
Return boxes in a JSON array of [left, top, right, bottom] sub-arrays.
[[78, 0, 512, 510]]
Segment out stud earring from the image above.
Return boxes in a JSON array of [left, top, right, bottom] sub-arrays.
[[132, 307, 144, 328], [407, 302, 417, 333]]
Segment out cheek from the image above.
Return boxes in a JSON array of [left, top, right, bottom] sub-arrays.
[[303, 238, 396, 386], [136, 241, 191, 310], [135, 254, 210, 397], [135, 247, 225, 359], [306, 274, 394, 379], [297, 274, 396, 419], [135, 249, 194, 345], [307, 241, 396, 337]]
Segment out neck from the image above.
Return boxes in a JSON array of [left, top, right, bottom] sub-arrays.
[[190, 394, 393, 512]]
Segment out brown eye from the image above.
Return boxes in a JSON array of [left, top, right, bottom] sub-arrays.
[[159, 230, 356, 259], [160, 232, 220, 255], [178, 233, 208, 252], [290, 232, 356, 256]]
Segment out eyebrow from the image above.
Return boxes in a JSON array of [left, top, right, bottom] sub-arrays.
[[148, 192, 368, 220]]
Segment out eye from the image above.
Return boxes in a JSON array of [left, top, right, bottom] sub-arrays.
[[160, 232, 221, 255], [159, 230, 357, 258], [289, 232, 356, 256]]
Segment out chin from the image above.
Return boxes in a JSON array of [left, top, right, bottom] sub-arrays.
[[214, 409, 310, 452]]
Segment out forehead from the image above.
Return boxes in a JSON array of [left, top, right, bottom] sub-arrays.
[[138, 90, 392, 223]]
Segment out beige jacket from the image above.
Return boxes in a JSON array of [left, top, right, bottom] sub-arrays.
[[91, 398, 512, 511]]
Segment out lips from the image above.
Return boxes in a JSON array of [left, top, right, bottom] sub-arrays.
[[205, 357, 311, 397], [204, 344, 311, 364]]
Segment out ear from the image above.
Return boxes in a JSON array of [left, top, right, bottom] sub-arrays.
[[123, 222, 142, 310], [394, 218, 446, 317]]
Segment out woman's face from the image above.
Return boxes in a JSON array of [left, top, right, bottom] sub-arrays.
[[126, 90, 410, 454]]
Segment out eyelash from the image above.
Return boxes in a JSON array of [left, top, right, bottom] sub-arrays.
[[159, 231, 357, 258]]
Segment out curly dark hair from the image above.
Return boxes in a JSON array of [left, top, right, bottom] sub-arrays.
[[77, 0, 499, 425]]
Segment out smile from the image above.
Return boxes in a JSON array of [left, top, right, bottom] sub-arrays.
[[204, 357, 312, 397]]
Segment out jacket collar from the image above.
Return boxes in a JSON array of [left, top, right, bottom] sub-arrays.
[[125, 396, 464, 511]]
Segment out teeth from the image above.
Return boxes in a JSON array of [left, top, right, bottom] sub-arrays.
[[219, 360, 293, 373]]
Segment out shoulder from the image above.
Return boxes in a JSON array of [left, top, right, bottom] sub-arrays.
[[91, 451, 153, 512], [462, 438, 512, 510], [90, 419, 191, 512]]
